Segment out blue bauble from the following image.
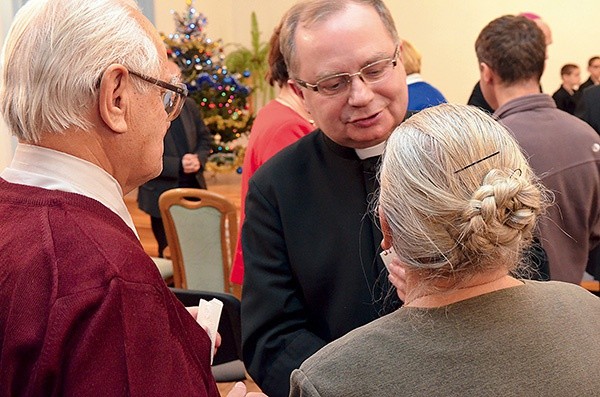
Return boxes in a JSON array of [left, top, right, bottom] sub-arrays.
[[186, 82, 198, 92], [236, 166, 243, 174], [197, 73, 212, 85]]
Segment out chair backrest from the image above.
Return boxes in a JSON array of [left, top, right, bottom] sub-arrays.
[[159, 188, 238, 294], [581, 280, 600, 297], [170, 287, 246, 382]]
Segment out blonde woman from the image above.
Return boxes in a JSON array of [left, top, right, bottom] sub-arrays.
[[402, 39, 446, 111], [290, 104, 600, 396]]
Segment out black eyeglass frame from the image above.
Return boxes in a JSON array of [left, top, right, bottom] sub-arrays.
[[127, 70, 189, 97], [127, 69, 189, 121], [294, 46, 400, 96]]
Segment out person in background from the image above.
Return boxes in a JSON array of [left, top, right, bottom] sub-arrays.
[[402, 39, 446, 112], [241, 0, 406, 395], [467, 12, 552, 113], [230, 18, 315, 286], [290, 104, 600, 397], [138, 60, 212, 258], [577, 86, 600, 295], [574, 56, 600, 120], [552, 63, 581, 115], [579, 84, 600, 136], [476, 14, 600, 283], [578, 56, 600, 92], [466, 80, 494, 114], [0, 0, 262, 395]]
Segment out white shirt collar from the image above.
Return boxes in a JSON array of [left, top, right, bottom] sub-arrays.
[[406, 73, 424, 85], [1, 143, 138, 238], [355, 140, 387, 160]]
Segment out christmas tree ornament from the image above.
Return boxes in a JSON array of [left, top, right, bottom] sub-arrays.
[[163, 0, 253, 173]]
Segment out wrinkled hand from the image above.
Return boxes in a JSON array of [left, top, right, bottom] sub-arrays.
[[387, 257, 407, 302], [226, 382, 268, 397], [182, 153, 200, 173]]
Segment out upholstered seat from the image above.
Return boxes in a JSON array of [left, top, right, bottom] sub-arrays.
[[159, 188, 239, 296]]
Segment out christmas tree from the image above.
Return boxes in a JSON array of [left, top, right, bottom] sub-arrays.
[[162, 0, 253, 172]]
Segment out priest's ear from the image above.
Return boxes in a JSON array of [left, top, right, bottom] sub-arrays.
[[288, 79, 305, 101]]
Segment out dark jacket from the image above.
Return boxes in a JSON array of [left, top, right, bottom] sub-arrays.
[[577, 84, 600, 135], [138, 98, 211, 217], [241, 130, 398, 397], [552, 86, 581, 115]]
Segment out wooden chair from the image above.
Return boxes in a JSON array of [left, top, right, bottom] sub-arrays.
[[581, 280, 600, 297], [159, 188, 240, 296]]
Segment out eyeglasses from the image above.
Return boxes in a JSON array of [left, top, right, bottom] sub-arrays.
[[128, 70, 188, 121], [294, 47, 399, 96]]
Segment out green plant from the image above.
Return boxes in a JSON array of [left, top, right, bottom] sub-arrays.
[[164, 1, 253, 173], [225, 11, 274, 110]]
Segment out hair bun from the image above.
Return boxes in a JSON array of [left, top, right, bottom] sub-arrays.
[[460, 169, 539, 253]]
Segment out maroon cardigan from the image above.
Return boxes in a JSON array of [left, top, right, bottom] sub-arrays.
[[0, 179, 219, 396]]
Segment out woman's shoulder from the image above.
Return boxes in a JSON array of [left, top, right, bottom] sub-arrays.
[[525, 279, 600, 304]]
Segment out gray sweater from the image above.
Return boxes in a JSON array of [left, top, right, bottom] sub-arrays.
[[290, 281, 600, 396]]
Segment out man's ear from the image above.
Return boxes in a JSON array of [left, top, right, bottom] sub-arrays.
[[379, 209, 394, 250], [480, 62, 494, 85], [98, 64, 129, 134]]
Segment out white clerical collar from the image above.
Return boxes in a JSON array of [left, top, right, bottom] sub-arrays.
[[355, 141, 387, 160], [1, 143, 138, 237]]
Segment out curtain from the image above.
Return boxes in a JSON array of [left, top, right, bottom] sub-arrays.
[[137, 0, 155, 24]]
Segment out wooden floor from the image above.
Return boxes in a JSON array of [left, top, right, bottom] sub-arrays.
[[216, 380, 263, 395], [125, 172, 263, 395]]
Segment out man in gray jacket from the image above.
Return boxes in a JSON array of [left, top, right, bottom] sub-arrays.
[[476, 15, 600, 283]]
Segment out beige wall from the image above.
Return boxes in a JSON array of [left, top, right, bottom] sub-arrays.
[[2, 0, 598, 168], [155, 0, 600, 104]]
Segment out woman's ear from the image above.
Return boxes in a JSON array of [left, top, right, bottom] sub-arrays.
[[379, 208, 393, 250], [98, 64, 129, 134]]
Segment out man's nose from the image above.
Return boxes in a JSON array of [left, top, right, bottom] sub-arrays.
[[347, 74, 374, 106]]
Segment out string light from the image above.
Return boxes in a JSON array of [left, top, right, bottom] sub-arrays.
[[164, 0, 253, 173]]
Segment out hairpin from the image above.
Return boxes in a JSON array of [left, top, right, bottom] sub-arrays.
[[454, 151, 500, 174]]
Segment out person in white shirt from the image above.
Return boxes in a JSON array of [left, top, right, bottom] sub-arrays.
[[0, 0, 263, 395]]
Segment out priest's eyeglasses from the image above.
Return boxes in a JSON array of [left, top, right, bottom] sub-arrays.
[[128, 70, 189, 121], [294, 46, 399, 97]]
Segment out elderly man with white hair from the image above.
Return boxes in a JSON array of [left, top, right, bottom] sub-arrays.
[[0, 1, 264, 396]]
